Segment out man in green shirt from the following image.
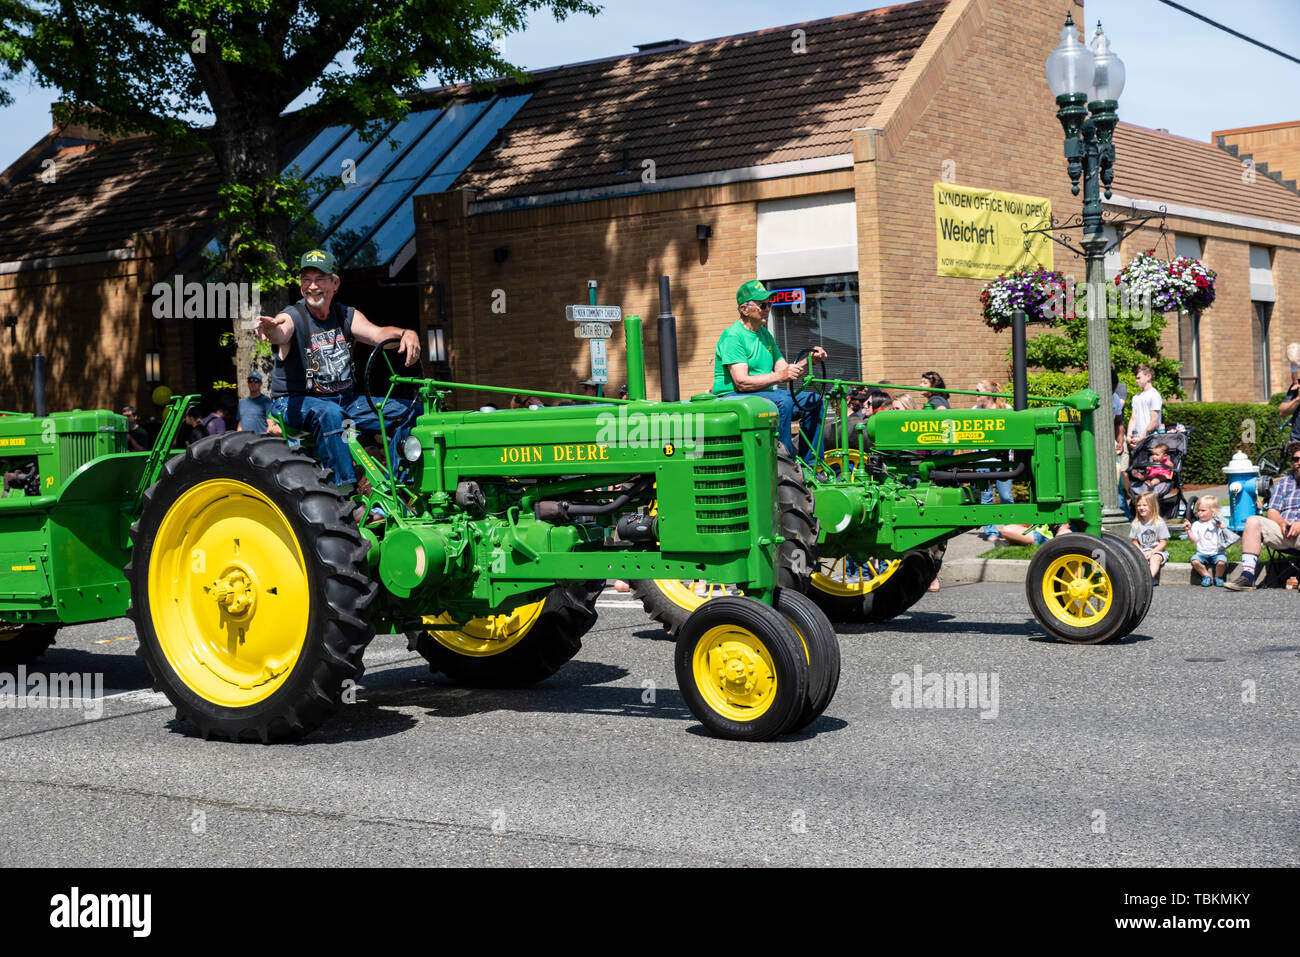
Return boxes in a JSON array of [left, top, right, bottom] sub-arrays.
[[714, 280, 828, 462]]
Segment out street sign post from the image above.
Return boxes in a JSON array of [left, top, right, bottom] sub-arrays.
[[574, 322, 614, 339], [565, 305, 622, 323], [589, 339, 608, 384]]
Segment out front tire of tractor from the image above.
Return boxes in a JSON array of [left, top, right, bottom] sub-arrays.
[[631, 447, 818, 636], [774, 589, 841, 731], [675, 596, 810, 741], [0, 625, 58, 666], [128, 432, 376, 742], [409, 580, 602, 686], [1026, 534, 1133, 644]]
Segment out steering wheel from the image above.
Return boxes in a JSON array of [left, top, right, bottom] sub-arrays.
[[363, 336, 424, 426], [785, 346, 827, 413]]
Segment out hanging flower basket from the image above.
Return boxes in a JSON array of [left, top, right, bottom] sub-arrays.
[[979, 267, 1069, 332], [1114, 249, 1217, 315]]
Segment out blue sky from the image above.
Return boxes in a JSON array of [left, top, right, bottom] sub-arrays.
[[2, 0, 1298, 172]]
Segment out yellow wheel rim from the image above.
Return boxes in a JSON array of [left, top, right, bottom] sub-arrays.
[[810, 554, 900, 597], [654, 579, 743, 612], [691, 624, 778, 721], [423, 599, 547, 656], [146, 479, 310, 708], [822, 448, 861, 475], [1040, 554, 1113, 626]]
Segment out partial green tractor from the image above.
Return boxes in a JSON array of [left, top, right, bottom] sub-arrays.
[[0, 406, 169, 666], [635, 373, 1154, 645], [0, 347, 842, 743]]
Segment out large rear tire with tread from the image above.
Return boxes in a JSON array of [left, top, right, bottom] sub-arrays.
[[0, 625, 58, 667], [861, 544, 945, 623], [128, 432, 376, 743], [409, 581, 602, 686]]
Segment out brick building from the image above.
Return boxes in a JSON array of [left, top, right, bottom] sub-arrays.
[[2, 0, 1299, 416], [417, 0, 1300, 405]]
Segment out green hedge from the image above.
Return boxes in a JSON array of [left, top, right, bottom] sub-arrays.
[[1025, 373, 1291, 484]]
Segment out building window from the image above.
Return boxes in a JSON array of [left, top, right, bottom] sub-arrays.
[[1252, 301, 1272, 400], [1178, 310, 1201, 401], [762, 274, 861, 381]]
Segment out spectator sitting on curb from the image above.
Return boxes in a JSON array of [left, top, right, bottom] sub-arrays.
[[996, 522, 1071, 547], [1130, 491, 1169, 585], [1183, 494, 1236, 587], [1225, 440, 1300, 590]]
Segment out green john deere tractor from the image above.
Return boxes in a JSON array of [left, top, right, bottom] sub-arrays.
[[0, 315, 839, 743], [633, 346, 1155, 646]]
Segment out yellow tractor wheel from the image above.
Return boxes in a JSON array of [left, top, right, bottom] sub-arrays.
[[128, 433, 375, 742], [408, 581, 603, 686]]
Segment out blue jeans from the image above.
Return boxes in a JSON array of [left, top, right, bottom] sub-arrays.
[[718, 389, 824, 463], [979, 476, 1014, 539], [271, 392, 422, 488]]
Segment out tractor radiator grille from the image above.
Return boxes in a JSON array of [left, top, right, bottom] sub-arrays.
[[695, 492, 747, 505], [692, 442, 748, 535], [58, 434, 97, 483]]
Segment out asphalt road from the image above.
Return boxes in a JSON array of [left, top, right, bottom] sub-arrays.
[[2, 583, 1296, 867]]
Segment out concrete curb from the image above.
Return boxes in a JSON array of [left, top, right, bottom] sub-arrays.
[[944, 558, 1206, 586]]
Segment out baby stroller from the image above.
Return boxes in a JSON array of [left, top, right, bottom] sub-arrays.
[[1126, 426, 1193, 520]]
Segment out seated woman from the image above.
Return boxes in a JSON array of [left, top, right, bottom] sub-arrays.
[[997, 522, 1073, 547]]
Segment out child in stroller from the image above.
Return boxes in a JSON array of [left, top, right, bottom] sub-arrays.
[[1126, 426, 1192, 519]]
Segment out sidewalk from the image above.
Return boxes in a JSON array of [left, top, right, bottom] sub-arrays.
[[942, 485, 1234, 587]]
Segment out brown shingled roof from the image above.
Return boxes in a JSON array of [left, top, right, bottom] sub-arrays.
[[0, 137, 220, 262], [1111, 123, 1300, 226], [455, 0, 948, 201]]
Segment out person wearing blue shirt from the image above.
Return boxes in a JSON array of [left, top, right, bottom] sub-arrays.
[[237, 370, 273, 432]]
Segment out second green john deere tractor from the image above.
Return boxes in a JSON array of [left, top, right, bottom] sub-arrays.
[[634, 368, 1154, 645]]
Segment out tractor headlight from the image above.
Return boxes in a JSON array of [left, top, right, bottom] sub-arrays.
[[402, 436, 423, 462]]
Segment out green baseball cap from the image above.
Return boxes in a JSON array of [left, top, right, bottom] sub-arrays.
[[736, 280, 770, 306], [299, 248, 337, 274]]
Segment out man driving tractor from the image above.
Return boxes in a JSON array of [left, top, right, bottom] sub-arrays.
[[712, 280, 828, 462], [255, 249, 422, 493]]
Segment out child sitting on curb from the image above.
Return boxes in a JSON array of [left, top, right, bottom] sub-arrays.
[[1182, 495, 1237, 586], [1130, 491, 1169, 585]]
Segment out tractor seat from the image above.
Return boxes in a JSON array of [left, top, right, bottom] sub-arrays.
[[268, 413, 312, 447]]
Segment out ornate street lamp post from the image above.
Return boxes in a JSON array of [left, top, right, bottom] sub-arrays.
[[1046, 14, 1127, 528]]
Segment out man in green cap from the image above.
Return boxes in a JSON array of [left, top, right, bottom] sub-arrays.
[[255, 248, 422, 493], [713, 280, 828, 461]]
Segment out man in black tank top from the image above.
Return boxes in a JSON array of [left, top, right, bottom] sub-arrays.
[[256, 249, 422, 492]]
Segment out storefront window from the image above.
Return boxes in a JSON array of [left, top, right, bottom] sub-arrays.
[[762, 274, 861, 382], [1252, 301, 1272, 400]]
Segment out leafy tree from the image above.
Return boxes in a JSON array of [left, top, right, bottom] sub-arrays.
[[1017, 285, 1184, 399], [0, 0, 598, 371]]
